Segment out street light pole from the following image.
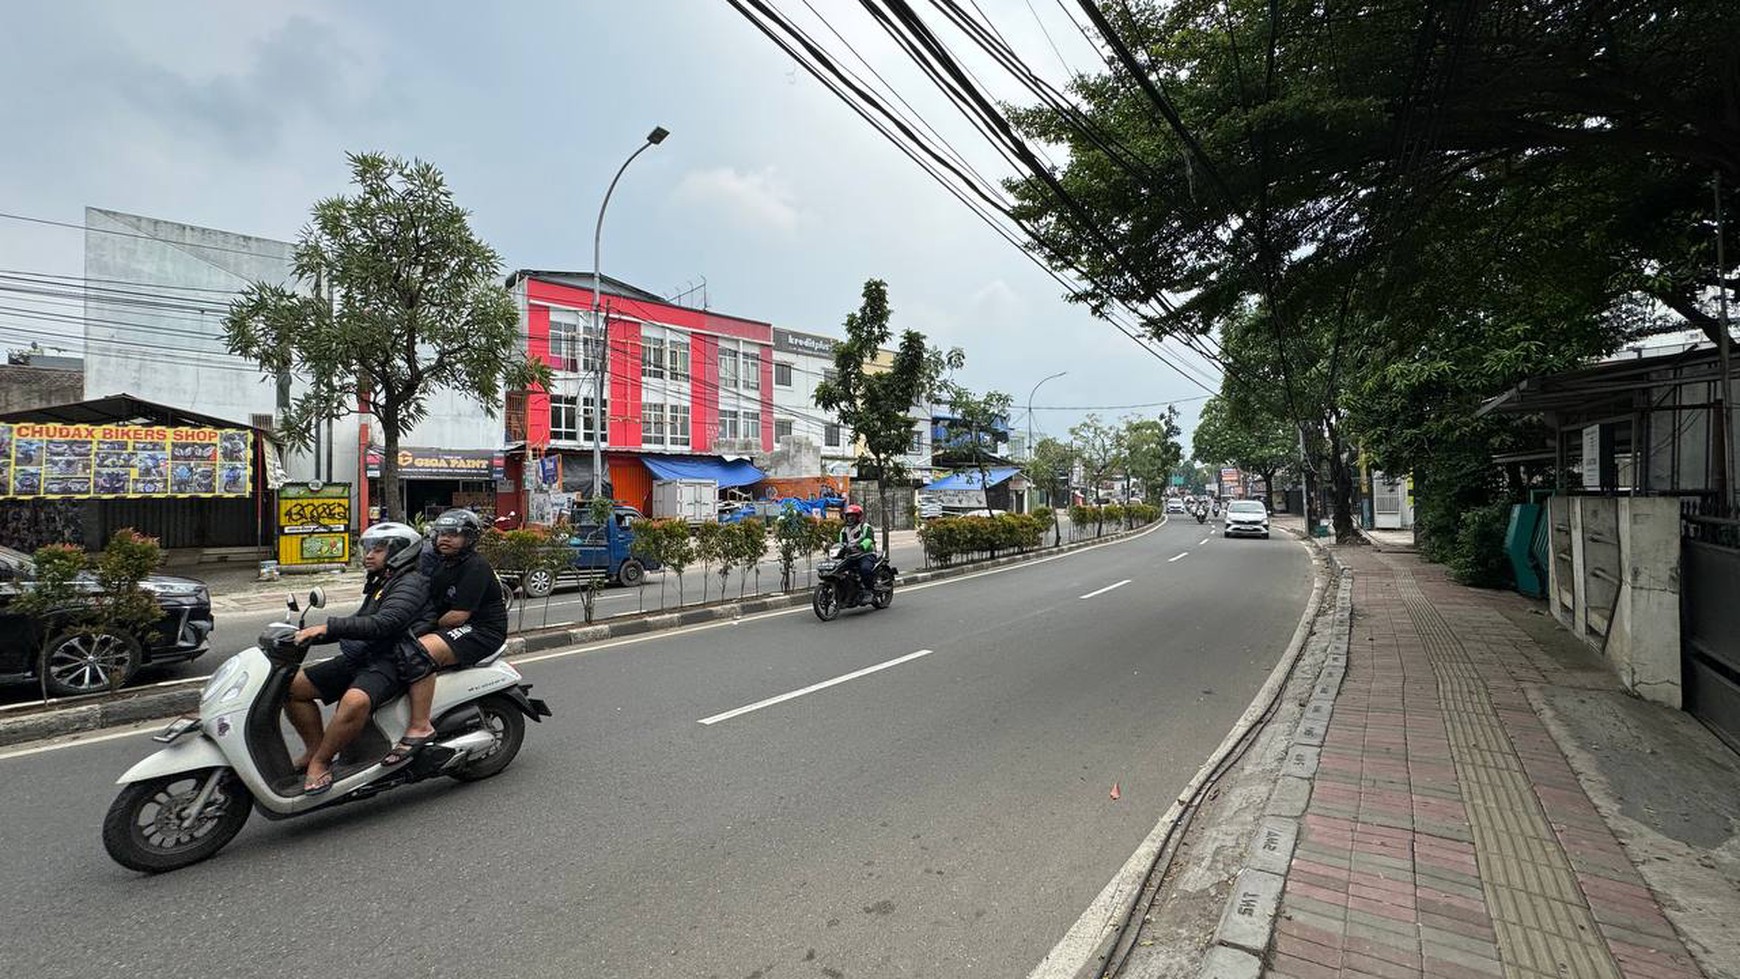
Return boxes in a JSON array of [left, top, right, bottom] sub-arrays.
[[1027, 370, 1066, 521], [591, 126, 669, 500]]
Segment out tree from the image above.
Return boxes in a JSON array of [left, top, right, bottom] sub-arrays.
[[1122, 409, 1183, 501], [1192, 395, 1296, 509], [942, 384, 1015, 500], [1070, 414, 1126, 535], [224, 153, 549, 520], [813, 279, 952, 554], [1026, 436, 1079, 545]]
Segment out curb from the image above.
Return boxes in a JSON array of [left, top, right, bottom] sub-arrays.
[[1, 521, 1164, 749], [1196, 561, 1354, 978]]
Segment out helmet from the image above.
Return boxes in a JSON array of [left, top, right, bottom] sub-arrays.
[[431, 508, 484, 548], [845, 504, 864, 523], [358, 521, 423, 571]]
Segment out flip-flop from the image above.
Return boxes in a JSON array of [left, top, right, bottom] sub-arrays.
[[381, 734, 435, 767], [302, 770, 334, 796]]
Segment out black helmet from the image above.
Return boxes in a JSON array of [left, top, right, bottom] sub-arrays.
[[358, 521, 423, 571], [431, 508, 484, 548]]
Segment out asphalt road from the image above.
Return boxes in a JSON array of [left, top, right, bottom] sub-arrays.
[[0, 517, 1311, 979]]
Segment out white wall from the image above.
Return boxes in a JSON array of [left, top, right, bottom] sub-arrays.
[[82, 208, 505, 487]]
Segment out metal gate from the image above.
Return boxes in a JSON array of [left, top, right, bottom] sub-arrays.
[[1683, 514, 1740, 753]]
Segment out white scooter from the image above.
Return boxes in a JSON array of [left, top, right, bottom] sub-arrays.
[[102, 587, 550, 873]]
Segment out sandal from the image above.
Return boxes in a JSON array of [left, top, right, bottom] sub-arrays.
[[303, 770, 334, 796], [381, 734, 435, 767]]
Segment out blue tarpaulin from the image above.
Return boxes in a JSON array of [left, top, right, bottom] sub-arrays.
[[922, 466, 1022, 491], [642, 455, 766, 488]]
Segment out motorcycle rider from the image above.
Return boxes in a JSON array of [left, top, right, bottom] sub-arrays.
[[838, 504, 879, 601], [384, 508, 510, 766], [285, 522, 433, 796]]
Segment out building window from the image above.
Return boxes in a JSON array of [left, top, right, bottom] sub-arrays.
[[669, 403, 691, 447], [718, 348, 739, 389], [668, 336, 690, 381], [908, 430, 924, 454], [550, 395, 578, 442], [825, 423, 842, 447], [741, 411, 760, 443], [550, 394, 604, 444], [642, 403, 665, 446], [774, 418, 794, 440], [742, 350, 761, 391], [549, 310, 580, 373], [717, 410, 741, 442], [822, 368, 838, 385], [774, 362, 793, 387], [642, 336, 666, 380]]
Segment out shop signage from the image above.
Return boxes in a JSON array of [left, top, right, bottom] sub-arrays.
[[0, 422, 252, 499], [772, 329, 839, 357], [365, 447, 504, 481], [277, 482, 352, 566]]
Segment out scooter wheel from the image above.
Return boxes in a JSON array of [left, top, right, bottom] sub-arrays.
[[447, 695, 527, 782], [103, 768, 252, 874], [871, 572, 894, 610]]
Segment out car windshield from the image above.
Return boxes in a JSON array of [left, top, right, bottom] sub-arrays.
[[1229, 501, 1266, 514], [0, 544, 35, 573]]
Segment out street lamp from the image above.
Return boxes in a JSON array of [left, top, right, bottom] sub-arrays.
[[1026, 370, 1066, 521], [590, 126, 669, 499]]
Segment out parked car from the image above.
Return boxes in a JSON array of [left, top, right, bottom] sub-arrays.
[[0, 544, 214, 697], [511, 506, 660, 598], [916, 495, 943, 520], [1222, 499, 1271, 539]]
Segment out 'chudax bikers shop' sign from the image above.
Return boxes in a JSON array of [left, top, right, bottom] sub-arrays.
[[0, 423, 252, 499]]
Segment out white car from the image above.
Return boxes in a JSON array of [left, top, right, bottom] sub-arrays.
[[1165, 498, 1186, 514], [1222, 499, 1270, 539], [916, 495, 943, 520]]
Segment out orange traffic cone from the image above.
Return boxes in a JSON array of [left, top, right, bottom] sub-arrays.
[[1109, 782, 1121, 801]]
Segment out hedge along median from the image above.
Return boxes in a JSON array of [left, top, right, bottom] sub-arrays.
[[0, 516, 1167, 748]]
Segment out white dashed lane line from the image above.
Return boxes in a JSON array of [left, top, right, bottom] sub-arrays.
[[1078, 579, 1132, 600], [1168, 552, 1189, 562]]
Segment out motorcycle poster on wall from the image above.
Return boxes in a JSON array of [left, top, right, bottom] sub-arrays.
[[0, 422, 252, 499]]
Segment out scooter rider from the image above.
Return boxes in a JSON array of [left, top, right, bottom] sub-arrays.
[[385, 508, 510, 766], [285, 522, 433, 795], [839, 504, 879, 600]]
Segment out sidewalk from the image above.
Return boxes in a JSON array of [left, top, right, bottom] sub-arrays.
[[1258, 543, 1735, 979]]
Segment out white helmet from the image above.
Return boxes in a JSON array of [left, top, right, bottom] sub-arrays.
[[359, 521, 423, 571]]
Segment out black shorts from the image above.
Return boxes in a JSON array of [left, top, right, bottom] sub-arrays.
[[303, 653, 405, 709], [435, 624, 505, 667]]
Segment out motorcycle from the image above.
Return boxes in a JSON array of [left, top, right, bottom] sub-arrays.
[[1194, 507, 1208, 524], [102, 588, 550, 874], [812, 544, 896, 621]]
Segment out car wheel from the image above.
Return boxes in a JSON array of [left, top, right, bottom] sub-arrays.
[[521, 569, 554, 599], [43, 629, 142, 697], [618, 558, 646, 588]]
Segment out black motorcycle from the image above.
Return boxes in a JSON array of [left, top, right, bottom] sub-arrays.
[[813, 543, 896, 621]]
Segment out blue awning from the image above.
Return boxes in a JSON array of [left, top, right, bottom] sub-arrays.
[[641, 454, 766, 488], [922, 466, 1022, 491]]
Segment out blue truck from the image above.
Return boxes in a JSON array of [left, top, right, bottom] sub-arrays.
[[514, 505, 660, 598]]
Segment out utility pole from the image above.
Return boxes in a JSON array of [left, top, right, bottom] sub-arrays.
[[1717, 171, 1735, 514]]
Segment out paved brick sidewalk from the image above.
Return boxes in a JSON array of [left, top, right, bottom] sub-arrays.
[[1267, 545, 1705, 979]]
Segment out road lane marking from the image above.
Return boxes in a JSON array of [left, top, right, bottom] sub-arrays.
[[1078, 579, 1132, 600], [1168, 551, 1189, 562], [698, 649, 933, 725], [1199, 537, 1210, 545]]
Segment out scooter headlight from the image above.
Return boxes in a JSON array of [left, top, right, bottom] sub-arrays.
[[201, 658, 246, 704]]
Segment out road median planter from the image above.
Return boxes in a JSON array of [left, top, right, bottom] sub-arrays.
[[5, 519, 1163, 748]]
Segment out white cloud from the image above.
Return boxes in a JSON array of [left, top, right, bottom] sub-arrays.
[[671, 167, 802, 235]]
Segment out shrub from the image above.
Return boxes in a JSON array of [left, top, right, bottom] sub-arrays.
[[1447, 502, 1514, 589]]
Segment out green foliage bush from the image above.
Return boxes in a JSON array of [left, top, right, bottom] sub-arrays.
[[917, 513, 1048, 565], [1447, 502, 1515, 589], [13, 530, 166, 694]]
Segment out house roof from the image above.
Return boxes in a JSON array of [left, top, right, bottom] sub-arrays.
[[1476, 344, 1734, 422], [507, 270, 773, 329], [0, 393, 265, 433]]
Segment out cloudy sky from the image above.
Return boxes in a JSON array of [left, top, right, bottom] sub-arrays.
[[0, 0, 1221, 445]]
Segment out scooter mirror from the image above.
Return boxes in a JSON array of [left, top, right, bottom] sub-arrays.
[[286, 595, 299, 614], [308, 587, 326, 609]]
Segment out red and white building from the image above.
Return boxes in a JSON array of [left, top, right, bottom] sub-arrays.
[[499, 271, 776, 520]]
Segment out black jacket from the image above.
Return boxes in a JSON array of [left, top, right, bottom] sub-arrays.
[[323, 569, 433, 645]]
